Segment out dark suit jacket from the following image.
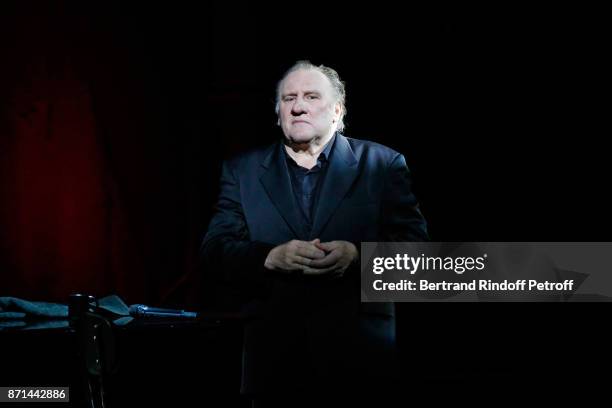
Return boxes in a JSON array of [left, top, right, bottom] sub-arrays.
[[201, 133, 428, 394]]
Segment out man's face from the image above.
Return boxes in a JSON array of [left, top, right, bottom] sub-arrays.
[[278, 69, 341, 144]]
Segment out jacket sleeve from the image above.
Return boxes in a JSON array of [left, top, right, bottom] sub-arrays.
[[379, 153, 429, 242], [200, 160, 276, 290]]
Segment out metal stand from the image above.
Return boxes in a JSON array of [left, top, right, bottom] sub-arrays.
[[69, 294, 116, 408]]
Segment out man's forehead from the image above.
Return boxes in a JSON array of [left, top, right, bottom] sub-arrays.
[[280, 69, 332, 94]]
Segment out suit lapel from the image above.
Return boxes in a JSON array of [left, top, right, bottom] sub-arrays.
[[259, 142, 305, 239], [310, 134, 359, 239]]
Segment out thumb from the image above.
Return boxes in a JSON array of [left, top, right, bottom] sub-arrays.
[[311, 239, 327, 251], [315, 241, 334, 251]]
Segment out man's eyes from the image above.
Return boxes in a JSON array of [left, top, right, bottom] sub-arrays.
[[282, 94, 319, 102]]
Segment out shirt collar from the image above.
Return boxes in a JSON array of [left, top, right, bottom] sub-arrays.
[[284, 132, 337, 166], [318, 132, 336, 162]]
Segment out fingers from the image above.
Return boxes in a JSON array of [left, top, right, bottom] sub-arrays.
[[314, 240, 341, 252], [309, 251, 341, 268], [314, 241, 331, 251], [294, 242, 326, 259], [303, 263, 346, 277], [276, 254, 303, 271], [303, 265, 339, 276], [273, 240, 324, 271], [291, 255, 314, 267], [270, 240, 352, 275]]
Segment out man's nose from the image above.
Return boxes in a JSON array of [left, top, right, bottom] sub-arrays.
[[291, 99, 307, 115]]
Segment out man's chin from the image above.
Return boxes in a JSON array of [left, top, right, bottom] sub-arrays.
[[287, 133, 316, 145]]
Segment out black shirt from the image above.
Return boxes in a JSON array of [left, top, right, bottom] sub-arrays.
[[284, 133, 336, 237]]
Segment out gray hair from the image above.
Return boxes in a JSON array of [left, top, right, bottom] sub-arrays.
[[275, 60, 347, 132]]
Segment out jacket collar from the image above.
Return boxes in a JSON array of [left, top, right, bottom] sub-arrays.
[[259, 133, 358, 239]]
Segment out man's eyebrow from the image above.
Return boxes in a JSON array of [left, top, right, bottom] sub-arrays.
[[281, 90, 321, 97]]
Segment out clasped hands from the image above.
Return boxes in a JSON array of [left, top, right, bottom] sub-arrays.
[[264, 239, 358, 277]]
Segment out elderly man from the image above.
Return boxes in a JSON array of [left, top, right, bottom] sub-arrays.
[[201, 61, 428, 406]]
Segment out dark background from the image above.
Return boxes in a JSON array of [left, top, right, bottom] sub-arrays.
[[1, 1, 609, 400], [2, 1, 607, 304]]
